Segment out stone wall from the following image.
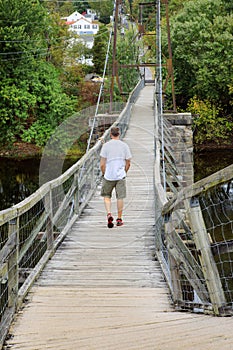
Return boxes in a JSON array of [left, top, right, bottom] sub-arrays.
[[163, 112, 193, 188]]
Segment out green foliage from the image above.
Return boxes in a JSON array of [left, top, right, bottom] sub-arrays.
[[92, 25, 109, 74], [0, 81, 36, 144], [188, 97, 233, 145], [0, 0, 49, 73], [0, 0, 77, 148], [168, 0, 233, 110], [44, 11, 71, 69], [165, 0, 190, 15], [117, 28, 141, 94], [21, 62, 76, 146], [88, 0, 113, 24], [73, 1, 89, 14], [21, 120, 55, 147]]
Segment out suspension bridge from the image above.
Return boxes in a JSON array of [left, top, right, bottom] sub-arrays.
[[0, 79, 233, 349], [1, 0, 233, 348]]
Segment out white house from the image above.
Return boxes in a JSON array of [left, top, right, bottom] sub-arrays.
[[68, 17, 99, 36], [64, 10, 100, 63], [65, 10, 99, 38]]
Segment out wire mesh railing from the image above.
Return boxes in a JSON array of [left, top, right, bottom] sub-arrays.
[[154, 97, 233, 315], [0, 78, 145, 346], [159, 166, 233, 316], [154, 82, 233, 316]]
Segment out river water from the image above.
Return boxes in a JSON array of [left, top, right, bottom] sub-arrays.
[[0, 150, 232, 211]]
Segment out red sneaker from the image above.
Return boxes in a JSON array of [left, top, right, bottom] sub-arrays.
[[107, 213, 114, 228], [116, 218, 123, 226]]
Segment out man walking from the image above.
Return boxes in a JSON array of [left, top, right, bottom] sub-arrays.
[[100, 127, 132, 228]]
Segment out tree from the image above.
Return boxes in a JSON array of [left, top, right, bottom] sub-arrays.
[[117, 27, 141, 94], [88, 0, 114, 24], [73, 1, 89, 14], [0, 0, 76, 147], [166, 0, 190, 15], [20, 62, 76, 146], [92, 25, 109, 73], [0, 0, 49, 76], [188, 97, 232, 145]]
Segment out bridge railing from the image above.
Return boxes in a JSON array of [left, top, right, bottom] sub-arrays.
[[0, 78, 145, 345], [154, 87, 233, 316], [158, 166, 233, 316]]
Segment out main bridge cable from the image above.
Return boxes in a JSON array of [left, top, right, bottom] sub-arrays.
[[85, 1, 116, 153]]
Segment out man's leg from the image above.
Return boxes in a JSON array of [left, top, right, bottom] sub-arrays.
[[101, 179, 115, 228], [117, 199, 124, 219], [104, 197, 111, 214], [116, 179, 126, 226], [116, 198, 124, 226]]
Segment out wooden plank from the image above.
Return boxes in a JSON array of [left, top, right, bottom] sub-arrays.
[[7, 286, 233, 350]]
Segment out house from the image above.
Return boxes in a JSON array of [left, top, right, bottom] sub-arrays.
[[64, 10, 100, 63], [64, 10, 99, 38], [68, 17, 99, 36]]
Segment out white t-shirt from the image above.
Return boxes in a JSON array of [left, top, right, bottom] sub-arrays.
[[100, 139, 132, 180]]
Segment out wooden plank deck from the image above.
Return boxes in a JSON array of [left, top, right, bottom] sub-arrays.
[[5, 86, 233, 350]]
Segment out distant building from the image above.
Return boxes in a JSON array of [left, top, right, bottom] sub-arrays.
[[64, 10, 100, 64], [64, 10, 99, 48]]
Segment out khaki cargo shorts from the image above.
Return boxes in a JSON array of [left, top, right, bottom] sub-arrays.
[[101, 178, 126, 199]]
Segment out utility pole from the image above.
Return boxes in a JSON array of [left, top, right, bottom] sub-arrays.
[[156, 0, 166, 191], [162, 0, 176, 112], [110, 0, 123, 107]]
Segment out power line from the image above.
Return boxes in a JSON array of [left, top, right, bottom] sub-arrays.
[[0, 27, 111, 57]]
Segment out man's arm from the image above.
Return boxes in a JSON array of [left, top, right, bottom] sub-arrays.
[[100, 157, 106, 176], [125, 159, 131, 173]]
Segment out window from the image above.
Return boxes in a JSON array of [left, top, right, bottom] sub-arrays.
[[84, 25, 90, 29], [92, 25, 98, 29]]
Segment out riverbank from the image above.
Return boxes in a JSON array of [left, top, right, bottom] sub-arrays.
[[194, 140, 233, 152], [0, 142, 85, 159], [0, 142, 42, 159]]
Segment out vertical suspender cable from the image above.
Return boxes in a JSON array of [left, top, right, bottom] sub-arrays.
[[86, 1, 116, 153], [156, 0, 166, 191]]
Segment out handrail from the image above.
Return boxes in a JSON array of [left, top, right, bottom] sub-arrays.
[[162, 164, 233, 215]]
